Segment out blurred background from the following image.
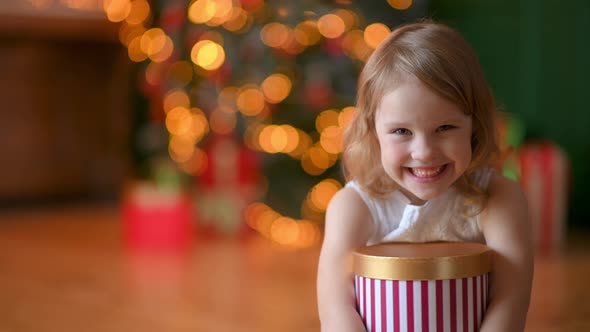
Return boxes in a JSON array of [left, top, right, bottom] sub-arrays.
[[0, 0, 588, 331]]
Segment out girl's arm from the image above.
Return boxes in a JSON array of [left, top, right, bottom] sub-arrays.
[[317, 187, 373, 332], [480, 175, 534, 332]]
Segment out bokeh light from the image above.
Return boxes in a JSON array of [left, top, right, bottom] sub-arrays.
[[140, 28, 167, 56], [342, 29, 372, 61], [223, 7, 251, 33], [364, 23, 391, 49], [294, 20, 321, 46], [320, 126, 343, 154], [339, 106, 356, 129], [127, 36, 148, 62], [190, 40, 226, 71], [261, 74, 292, 104], [163, 89, 190, 113], [169, 135, 195, 163], [244, 202, 321, 248], [236, 86, 266, 116], [118, 22, 146, 47], [144, 62, 161, 86], [387, 0, 413, 10], [179, 147, 208, 176], [126, 0, 150, 25], [260, 22, 290, 48], [316, 109, 340, 132], [301, 146, 330, 175], [258, 125, 278, 153], [333, 9, 358, 31], [280, 125, 299, 154], [188, 108, 210, 144], [188, 0, 216, 24], [288, 130, 312, 159], [317, 13, 345, 39], [270, 217, 299, 245], [165, 107, 192, 136], [104, 0, 132, 22], [149, 36, 174, 63], [309, 178, 342, 212]]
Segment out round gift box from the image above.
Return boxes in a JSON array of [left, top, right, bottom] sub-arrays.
[[352, 242, 492, 332]]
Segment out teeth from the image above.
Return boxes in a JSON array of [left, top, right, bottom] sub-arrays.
[[410, 166, 445, 178]]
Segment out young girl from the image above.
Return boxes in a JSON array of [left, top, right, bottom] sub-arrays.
[[317, 21, 533, 332]]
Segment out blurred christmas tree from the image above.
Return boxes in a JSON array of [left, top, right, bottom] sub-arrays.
[[107, 0, 425, 246]]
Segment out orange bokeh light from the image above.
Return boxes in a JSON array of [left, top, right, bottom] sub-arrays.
[[364, 23, 391, 49], [317, 13, 345, 39], [191, 40, 226, 71]]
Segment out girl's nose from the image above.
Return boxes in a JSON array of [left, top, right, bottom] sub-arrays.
[[411, 136, 435, 161]]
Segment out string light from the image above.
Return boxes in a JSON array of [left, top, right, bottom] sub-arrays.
[[104, 0, 132, 22], [125, 0, 150, 25], [261, 74, 292, 104], [364, 23, 391, 49], [294, 20, 321, 46], [260, 22, 290, 48], [317, 13, 346, 39], [387, 0, 413, 10], [163, 89, 190, 113], [223, 7, 251, 32], [236, 86, 266, 116], [187, 0, 216, 24]]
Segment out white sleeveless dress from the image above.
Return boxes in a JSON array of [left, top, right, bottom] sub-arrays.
[[346, 168, 494, 246]]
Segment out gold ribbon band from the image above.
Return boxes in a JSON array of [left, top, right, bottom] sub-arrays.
[[352, 242, 492, 280]]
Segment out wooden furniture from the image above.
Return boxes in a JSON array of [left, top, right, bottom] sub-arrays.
[[0, 12, 131, 201]]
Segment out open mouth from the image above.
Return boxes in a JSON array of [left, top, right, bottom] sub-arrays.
[[407, 164, 448, 179]]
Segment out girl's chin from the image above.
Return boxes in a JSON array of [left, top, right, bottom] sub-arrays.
[[397, 187, 429, 205]]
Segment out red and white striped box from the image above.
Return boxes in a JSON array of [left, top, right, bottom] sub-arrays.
[[517, 141, 569, 255], [353, 242, 492, 332]]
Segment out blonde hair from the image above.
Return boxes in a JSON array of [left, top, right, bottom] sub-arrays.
[[343, 21, 499, 209]]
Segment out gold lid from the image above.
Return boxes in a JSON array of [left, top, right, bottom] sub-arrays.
[[352, 242, 492, 280]]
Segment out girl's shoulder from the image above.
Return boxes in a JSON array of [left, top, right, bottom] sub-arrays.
[[479, 172, 529, 232], [328, 185, 369, 214], [328, 182, 389, 224], [478, 172, 534, 297], [487, 172, 526, 204], [323, 185, 374, 250]]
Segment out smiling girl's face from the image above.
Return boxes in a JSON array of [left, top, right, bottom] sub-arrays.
[[375, 77, 473, 205]]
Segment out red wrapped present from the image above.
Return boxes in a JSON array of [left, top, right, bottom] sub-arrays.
[[517, 141, 570, 255], [122, 182, 193, 251]]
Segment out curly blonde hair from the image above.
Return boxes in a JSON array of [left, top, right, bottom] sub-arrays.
[[342, 21, 499, 210]]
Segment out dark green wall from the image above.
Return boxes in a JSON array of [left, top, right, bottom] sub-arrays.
[[430, 0, 590, 229]]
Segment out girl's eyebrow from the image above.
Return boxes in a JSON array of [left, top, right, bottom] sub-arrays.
[[380, 121, 409, 128], [444, 115, 471, 122], [381, 116, 467, 127]]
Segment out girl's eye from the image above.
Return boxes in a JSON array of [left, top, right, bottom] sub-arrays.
[[437, 125, 456, 132], [392, 128, 411, 135]]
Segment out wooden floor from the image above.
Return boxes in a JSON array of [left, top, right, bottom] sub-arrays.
[[0, 204, 589, 332]]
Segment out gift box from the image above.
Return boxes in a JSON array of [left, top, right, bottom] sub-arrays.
[[353, 242, 492, 332], [517, 141, 569, 254], [122, 182, 193, 251]]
